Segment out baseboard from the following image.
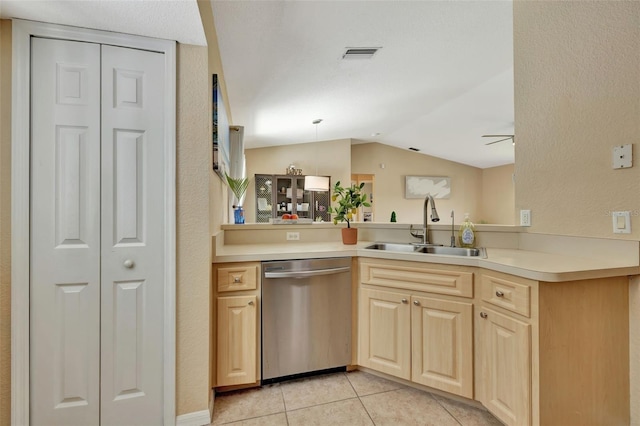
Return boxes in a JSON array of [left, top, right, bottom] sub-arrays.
[[176, 409, 212, 426]]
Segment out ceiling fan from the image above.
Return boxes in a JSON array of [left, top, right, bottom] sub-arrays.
[[483, 134, 514, 145]]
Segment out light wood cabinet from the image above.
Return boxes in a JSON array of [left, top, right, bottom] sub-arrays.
[[216, 295, 258, 387], [216, 263, 258, 293], [476, 306, 531, 426], [359, 287, 411, 379], [411, 295, 473, 398], [475, 270, 630, 426], [358, 259, 474, 398], [214, 262, 261, 388]]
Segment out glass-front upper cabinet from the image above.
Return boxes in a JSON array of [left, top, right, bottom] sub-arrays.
[[255, 174, 330, 223], [255, 175, 274, 223]]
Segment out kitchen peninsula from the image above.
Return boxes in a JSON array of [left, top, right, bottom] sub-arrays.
[[212, 223, 638, 426]]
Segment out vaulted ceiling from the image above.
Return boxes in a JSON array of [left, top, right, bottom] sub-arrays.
[[1, 0, 514, 168]]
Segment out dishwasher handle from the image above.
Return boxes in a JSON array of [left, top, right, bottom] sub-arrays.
[[264, 266, 350, 279]]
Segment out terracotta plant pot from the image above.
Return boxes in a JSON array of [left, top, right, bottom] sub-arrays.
[[341, 227, 358, 245]]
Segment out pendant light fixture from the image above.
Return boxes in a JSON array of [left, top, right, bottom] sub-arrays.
[[304, 119, 330, 192]]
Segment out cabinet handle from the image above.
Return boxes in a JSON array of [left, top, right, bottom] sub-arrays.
[[480, 312, 488, 319], [123, 259, 134, 269], [496, 291, 504, 297], [413, 300, 420, 306], [248, 300, 254, 306], [401, 298, 408, 304], [233, 276, 242, 283]]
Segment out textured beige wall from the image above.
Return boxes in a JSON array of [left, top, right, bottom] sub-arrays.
[[176, 43, 212, 416], [351, 142, 484, 224], [481, 164, 515, 225], [0, 19, 11, 426], [245, 141, 514, 225], [632, 276, 640, 425], [244, 139, 351, 222], [514, 1, 640, 238], [199, 0, 230, 233], [513, 2, 640, 423]]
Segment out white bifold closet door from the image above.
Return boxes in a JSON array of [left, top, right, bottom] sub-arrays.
[[30, 37, 166, 426]]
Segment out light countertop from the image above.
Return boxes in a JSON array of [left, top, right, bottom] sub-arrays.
[[213, 241, 640, 282]]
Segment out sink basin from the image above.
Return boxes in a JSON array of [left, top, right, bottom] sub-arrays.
[[364, 243, 422, 253], [416, 246, 481, 257], [364, 243, 483, 257]]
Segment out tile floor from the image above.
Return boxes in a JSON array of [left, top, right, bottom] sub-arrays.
[[211, 370, 503, 425]]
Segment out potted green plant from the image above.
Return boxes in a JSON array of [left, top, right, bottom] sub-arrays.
[[328, 181, 371, 244], [225, 172, 250, 224]]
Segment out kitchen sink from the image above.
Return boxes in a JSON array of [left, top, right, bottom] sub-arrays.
[[415, 246, 482, 257], [363, 243, 423, 253], [364, 242, 484, 257]]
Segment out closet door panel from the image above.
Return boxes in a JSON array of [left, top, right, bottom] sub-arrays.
[[100, 45, 166, 425], [30, 37, 101, 426]]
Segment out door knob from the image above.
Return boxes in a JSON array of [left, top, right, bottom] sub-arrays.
[[123, 259, 135, 269]]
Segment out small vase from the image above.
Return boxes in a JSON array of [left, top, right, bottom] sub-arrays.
[[234, 206, 245, 224], [341, 227, 358, 245]]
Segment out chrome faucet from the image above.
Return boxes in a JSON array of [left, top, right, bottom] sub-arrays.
[[410, 194, 440, 245], [450, 210, 456, 247]]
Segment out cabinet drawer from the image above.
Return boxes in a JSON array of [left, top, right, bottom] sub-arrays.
[[481, 274, 531, 318], [360, 261, 473, 298], [216, 263, 259, 292]]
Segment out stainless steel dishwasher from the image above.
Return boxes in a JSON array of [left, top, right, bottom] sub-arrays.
[[261, 257, 352, 383]]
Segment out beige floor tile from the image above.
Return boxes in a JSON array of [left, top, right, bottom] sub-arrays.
[[346, 370, 404, 396], [287, 398, 374, 426], [218, 412, 289, 426], [433, 394, 503, 426], [212, 384, 285, 425], [360, 387, 459, 426], [280, 373, 357, 411]]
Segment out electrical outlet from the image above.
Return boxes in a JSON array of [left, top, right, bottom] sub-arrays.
[[286, 232, 300, 241], [520, 209, 531, 227]]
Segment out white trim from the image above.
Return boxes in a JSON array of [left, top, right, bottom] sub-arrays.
[[10, 19, 177, 425], [11, 19, 32, 426], [175, 410, 212, 426], [162, 37, 177, 426]]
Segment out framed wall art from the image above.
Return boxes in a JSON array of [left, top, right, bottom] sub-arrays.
[[405, 176, 451, 199], [212, 74, 230, 178]]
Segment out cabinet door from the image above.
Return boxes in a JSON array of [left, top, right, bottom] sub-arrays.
[[411, 296, 473, 398], [255, 174, 274, 223], [217, 295, 258, 387], [477, 307, 531, 426], [311, 189, 331, 222], [358, 288, 411, 380]]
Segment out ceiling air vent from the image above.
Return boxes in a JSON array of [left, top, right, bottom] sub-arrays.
[[342, 47, 380, 60]]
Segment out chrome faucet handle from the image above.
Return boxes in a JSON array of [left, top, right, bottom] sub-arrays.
[[409, 224, 423, 239]]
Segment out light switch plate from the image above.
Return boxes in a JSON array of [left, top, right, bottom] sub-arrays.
[[612, 211, 631, 234], [613, 144, 632, 169]]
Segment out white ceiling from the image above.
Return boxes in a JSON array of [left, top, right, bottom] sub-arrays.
[[1, 0, 514, 169], [210, 0, 515, 169]]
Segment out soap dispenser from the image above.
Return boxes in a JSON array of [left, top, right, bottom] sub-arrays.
[[458, 213, 476, 248]]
